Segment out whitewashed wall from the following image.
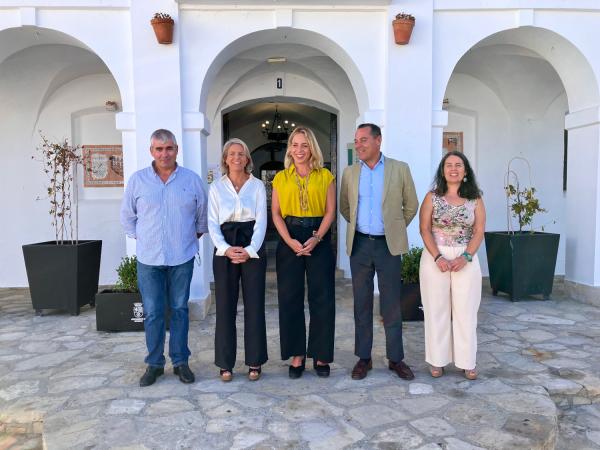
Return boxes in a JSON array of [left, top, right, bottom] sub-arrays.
[[0, 47, 123, 286], [1, 0, 600, 296], [433, 5, 600, 286]]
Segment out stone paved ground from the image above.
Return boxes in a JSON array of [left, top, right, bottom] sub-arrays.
[[1, 278, 600, 450]]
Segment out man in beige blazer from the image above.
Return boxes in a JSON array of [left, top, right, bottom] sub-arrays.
[[340, 123, 418, 380]]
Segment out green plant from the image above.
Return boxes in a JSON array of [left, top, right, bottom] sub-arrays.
[[505, 185, 546, 233], [115, 255, 138, 293], [34, 134, 84, 244], [401, 247, 423, 284], [504, 157, 546, 233], [152, 12, 173, 21], [395, 12, 415, 21]]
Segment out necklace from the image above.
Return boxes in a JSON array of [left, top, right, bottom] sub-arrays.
[[294, 171, 311, 211], [229, 175, 248, 193]]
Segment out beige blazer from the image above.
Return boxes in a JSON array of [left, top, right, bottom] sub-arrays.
[[340, 156, 418, 256]]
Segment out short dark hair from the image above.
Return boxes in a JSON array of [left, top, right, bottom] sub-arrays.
[[432, 151, 482, 200], [357, 123, 381, 138]]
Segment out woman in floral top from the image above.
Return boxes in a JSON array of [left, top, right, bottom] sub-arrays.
[[419, 151, 486, 380]]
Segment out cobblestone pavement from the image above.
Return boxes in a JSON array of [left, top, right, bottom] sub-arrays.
[[1, 278, 599, 450]]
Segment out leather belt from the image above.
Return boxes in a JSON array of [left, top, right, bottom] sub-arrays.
[[285, 216, 322, 227], [356, 231, 386, 240]]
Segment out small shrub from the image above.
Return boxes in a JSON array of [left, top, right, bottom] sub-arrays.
[[395, 12, 415, 21], [152, 12, 173, 21], [402, 247, 423, 284], [504, 157, 547, 233], [34, 134, 84, 244], [115, 255, 138, 293]]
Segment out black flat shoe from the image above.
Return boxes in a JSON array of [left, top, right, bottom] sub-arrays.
[[174, 363, 195, 384], [139, 366, 164, 387], [288, 358, 305, 379], [313, 360, 330, 378]]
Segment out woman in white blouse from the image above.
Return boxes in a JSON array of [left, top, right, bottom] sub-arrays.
[[208, 138, 268, 382]]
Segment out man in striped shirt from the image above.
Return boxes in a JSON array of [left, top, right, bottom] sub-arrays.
[[121, 129, 208, 387]]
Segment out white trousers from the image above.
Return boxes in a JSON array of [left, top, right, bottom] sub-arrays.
[[419, 245, 482, 370]]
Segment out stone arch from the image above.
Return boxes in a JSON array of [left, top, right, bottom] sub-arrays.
[[0, 26, 126, 287], [437, 26, 599, 112], [194, 29, 367, 276], [199, 27, 369, 115], [0, 26, 129, 111], [438, 25, 600, 290]]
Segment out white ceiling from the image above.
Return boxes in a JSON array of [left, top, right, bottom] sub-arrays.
[[0, 27, 91, 66], [453, 44, 565, 113]]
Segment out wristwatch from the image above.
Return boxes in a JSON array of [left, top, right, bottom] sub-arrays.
[[461, 251, 473, 262]]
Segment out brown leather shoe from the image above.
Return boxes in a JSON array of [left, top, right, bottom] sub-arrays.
[[389, 360, 415, 380], [351, 359, 372, 380]]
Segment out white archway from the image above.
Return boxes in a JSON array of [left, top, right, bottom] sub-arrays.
[[0, 27, 126, 287], [198, 28, 369, 116], [437, 26, 600, 293], [185, 28, 367, 288]]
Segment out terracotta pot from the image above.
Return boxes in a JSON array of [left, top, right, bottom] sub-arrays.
[[392, 18, 415, 45], [151, 18, 174, 44]]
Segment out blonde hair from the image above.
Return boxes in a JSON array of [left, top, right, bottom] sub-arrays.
[[221, 138, 254, 175], [284, 127, 324, 170]]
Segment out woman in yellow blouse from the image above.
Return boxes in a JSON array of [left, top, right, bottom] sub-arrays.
[[272, 127, 336, 378]]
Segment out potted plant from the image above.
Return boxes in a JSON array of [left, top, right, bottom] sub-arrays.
[[22, 135, 102, 316], [96, 256, 144, 332], [484, 157, 560, 301], [401, 246, 424, 321], [392, 12, 415, 45], [151, 12, 174, 45]]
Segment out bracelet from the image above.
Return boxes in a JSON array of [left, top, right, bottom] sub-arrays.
[[461, 251, 473, 262], [312, 231, 322, 243], [434, 253, 443, 262]]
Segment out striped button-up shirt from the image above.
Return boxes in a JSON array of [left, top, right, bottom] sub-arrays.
[[120, 164, 208, 266]]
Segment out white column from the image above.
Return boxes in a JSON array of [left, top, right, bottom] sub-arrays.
[[116, 111, 137, 257], [183, 112, 212, 320], [386, 0, 434, 246], [564, 105, 600, 306], [431, 109, 448, 171]]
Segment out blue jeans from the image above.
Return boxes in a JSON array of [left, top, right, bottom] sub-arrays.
[[137, 258, 194, 368]]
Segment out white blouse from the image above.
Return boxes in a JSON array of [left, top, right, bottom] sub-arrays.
[[208, 174, 267, 258]]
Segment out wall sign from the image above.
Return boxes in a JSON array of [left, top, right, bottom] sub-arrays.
[[83, 145, 124, 187], [442, 132, 463, 153]]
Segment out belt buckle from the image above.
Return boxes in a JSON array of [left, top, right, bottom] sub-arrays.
[[368, 234, 375, 241]]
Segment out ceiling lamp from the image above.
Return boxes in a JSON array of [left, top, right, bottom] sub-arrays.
[[261, 105, 295, 142]]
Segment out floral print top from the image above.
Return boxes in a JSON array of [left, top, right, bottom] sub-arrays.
[[431, 192, 477, 246]]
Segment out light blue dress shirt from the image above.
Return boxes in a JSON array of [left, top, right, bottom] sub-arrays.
[[356, 153, 385, 236], [120, 164, 208, 266]]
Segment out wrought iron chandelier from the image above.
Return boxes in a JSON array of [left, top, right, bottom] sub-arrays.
[[261, 105, 295, 142]]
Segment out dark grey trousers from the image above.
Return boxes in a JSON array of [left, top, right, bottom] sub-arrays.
[[350, 234, 404, 363]]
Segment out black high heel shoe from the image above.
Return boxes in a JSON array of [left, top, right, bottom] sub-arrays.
[[288, 358, 305, 379], [313, 360, 330, 378]]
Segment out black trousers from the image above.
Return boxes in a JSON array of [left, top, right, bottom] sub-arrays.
[[213, 221, 268, 370], [350, 233, 404, 363], [276, 220, 335, 363]]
